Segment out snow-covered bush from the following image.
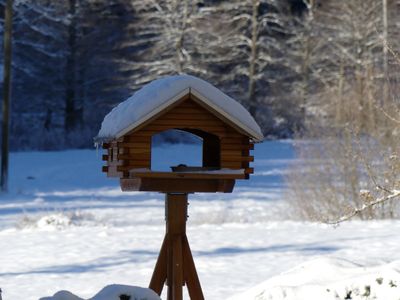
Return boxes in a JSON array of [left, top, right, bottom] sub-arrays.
[[286, 132, 400, 221], [16, 211, 100, 230], [40, 284, 161, 300]]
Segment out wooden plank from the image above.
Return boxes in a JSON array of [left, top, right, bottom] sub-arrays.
[[120, 177, 236, 193], [221, 144, 254, 150], [244, 167, 254, 174], [183, 235, 205, 300], [172, 236, 183, 299], [142, 124, 228, 132], [222, 156, 254, 162], [118, 153, 150, 160], [221, 148, 242, 154], [125, 158, 150, 164], [241, 161, 249, 169], [124, 159, 151, 165], [152, 119, 223, 127], [120, 95, 192, 136], [221, 137, 248, 144], [117, 142, 150, 148], [126, 131, 155, 137], [149, 236, 168, 295], [122, 135, 151, 143], [162, 107, 206, 115], [161, 111, 207, 118], [190, 94, 256, 138], [117, 166, 131, 172], [173, 105, 202, 112], [176, 100, 201, 108], [127, 148, 151, 155], [158, 113, 222, 121], [129, 171, 245, 180], [220, 162, 242, 168], [117, 164, 152, 172], [135, 128, 228, 138], [123, 163, 150, 170]]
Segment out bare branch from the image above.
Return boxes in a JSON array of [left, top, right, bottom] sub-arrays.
[[326, 189, 400, 225]]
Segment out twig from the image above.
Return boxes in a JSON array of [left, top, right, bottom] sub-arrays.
[[383, 38, 400, 65], [326, 189, 400, 225], [375, 105, 400, 124]]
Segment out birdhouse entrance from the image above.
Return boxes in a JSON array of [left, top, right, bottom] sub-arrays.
[[151, 129, 221, 172]]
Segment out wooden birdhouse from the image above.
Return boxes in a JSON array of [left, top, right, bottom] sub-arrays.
[[96, 75, 263, 194], [96, 75, 263, 299]]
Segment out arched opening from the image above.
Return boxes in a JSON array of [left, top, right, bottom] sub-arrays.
[[150, 129, 221, 171], [151, 129, 202, 171]]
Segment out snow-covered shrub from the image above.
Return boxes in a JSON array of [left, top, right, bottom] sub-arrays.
[[39, 284, 161, 300], [287, 127, 400, 221], [16, 211, 100, 230]]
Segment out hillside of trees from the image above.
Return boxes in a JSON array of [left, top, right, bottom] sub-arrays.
[[0, 0, 399, 150]]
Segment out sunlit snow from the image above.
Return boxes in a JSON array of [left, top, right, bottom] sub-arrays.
[[1, 141, 399, 300]]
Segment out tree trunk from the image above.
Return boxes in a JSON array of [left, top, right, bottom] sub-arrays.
[[175, 0, 189, 74], [1, 0, 13, 192], [248, 0, 259, 117], [300, 0, 315, 124], [65, 0, 81, 132], [335, 58, 345, 126], [382, 0, 388, 107]]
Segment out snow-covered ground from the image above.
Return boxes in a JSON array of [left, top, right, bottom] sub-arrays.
[[1, 141, 399, 300]]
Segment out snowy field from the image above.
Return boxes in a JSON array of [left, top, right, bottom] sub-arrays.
[[1, 141, 400, 300]]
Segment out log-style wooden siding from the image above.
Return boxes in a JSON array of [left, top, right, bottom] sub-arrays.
[[103, 96, 254, 178]]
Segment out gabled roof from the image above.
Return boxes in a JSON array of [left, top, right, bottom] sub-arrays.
[[96, 75, 264, 142]]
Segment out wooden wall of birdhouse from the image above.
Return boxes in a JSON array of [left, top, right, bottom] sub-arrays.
[[101, 93, 255, 180]]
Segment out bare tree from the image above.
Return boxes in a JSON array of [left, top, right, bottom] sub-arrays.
[[64, 0, 81, 132], [194, 0, 299, 134], [123, 0, 202, 81], [1, 0, 12, 192], [286, 0, 400, 221], [6, 0, 69, 150]]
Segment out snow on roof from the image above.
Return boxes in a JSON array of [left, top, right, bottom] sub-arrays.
[[96, 75, 264, 142]]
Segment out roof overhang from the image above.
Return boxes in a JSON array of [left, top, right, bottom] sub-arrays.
[[112, 87, 264, 142]]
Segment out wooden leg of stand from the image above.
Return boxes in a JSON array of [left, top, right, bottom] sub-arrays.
[[150, 193, 205, 300], [183, 235, 204, 300], [167, 234, 173, 300], [166, 194, 187, 300], [149, 236, 168, 295], [172, 236, 183, 300]]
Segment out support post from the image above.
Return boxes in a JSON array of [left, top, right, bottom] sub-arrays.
[[149, 193, 204, 300]]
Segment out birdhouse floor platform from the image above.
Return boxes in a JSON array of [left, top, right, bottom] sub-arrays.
[[130, 169, 246, 179], [120, 177, 235, 193], [120, 168, 245, 193]]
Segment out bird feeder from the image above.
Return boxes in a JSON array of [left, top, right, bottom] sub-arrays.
[[96, 75, 263, 300]]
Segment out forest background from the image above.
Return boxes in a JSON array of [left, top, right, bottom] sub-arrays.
[[1, 0, 398, 151]]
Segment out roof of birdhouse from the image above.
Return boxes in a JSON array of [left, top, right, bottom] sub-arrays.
[[96, 75, 264, 142]]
